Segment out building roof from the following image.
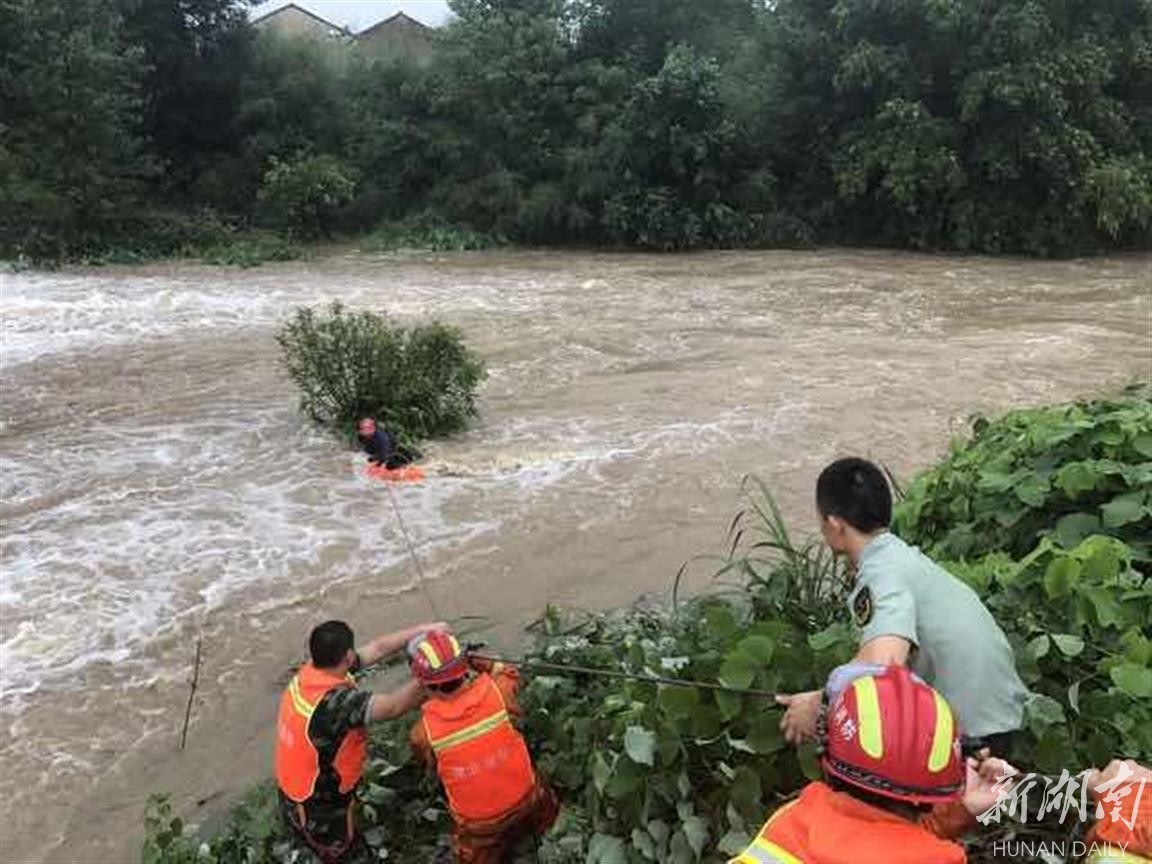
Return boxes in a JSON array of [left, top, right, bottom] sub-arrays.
[[357, 11, 431, 37], [251, 2, 344, 33]]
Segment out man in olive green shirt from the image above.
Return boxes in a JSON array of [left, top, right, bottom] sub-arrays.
[[778, 458, 1028, 747]]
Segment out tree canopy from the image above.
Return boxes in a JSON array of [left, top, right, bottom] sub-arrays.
[[2, 0, 1149, 259]]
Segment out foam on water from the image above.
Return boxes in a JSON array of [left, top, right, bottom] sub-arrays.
[[0, 265, 557, 369], [3, 250, 1148, 863], [0, 406, 506, 698]]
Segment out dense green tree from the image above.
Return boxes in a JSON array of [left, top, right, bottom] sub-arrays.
[[603, 45, 765, 249], [3, 0, 1149, 259], [119, 0, 252, 197], [572, 0, 759, 72], [0, 0, 152, 258]]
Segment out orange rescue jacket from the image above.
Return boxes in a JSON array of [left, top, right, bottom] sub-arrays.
[[275, 664, 368, 803], [419, 672, 536, 822], [730, 781, 968, 864]]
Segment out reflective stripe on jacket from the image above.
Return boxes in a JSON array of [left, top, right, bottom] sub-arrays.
[[729, 782, 968, 864], [275, 664, 368, 803], [421, 672, 536, 822]]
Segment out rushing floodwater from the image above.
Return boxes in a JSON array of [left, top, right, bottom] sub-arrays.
[[0, 249, 1149, 862]]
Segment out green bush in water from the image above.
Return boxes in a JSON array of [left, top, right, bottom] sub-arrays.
[[276, 302, 487, 443]]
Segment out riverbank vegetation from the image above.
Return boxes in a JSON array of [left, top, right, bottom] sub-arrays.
[[4, 0, 1150, 264], [143, 384, 1152, 863]]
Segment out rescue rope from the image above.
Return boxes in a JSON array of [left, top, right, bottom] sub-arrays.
[[470, 652, 781, 699], [383, 482, 443, 621]]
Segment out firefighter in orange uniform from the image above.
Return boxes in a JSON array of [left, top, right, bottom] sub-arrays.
[[407, 630, 559, 864], [730, 663, 1013, 864], [275, 619, 444, 863], [732, 662, 1152, 864]]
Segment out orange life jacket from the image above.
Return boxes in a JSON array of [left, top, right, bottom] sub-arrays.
[[730, 781, 968, 864], [421, 672, 536, 822], [275, 664, 368, 803]]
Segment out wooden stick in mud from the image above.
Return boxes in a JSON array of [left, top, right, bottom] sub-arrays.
[[179, 634, 202, 751]]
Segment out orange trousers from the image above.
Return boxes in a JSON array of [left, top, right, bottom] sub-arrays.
[[452, 782, 559, 864]]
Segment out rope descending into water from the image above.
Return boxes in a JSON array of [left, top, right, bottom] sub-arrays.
[[383, 481, 443, 621]]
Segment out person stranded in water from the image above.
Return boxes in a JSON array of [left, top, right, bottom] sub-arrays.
[[275, 619, 445, 863], [357, 417, 411, 470], [407, 630, 559, 864]]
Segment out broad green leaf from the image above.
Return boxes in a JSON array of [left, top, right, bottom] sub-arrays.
[[737, 635, 775, 665], [798, 743, 822, 780], [592, 752, 612, 794], [1121, 629, 1152, 665], [658, 727, 683, 765], [1034, 728, 1077, 775], [624, 726, 657, 766], [1133, 433, 1152, 457], [588, 833, 628, 864], [725, 802, 746, 833], [703, 603, 738, 640], [1101, 491, 1148, 527], [1111, 663, 1152, 699], [606, 759, 643, 800], [808, 623, 849, 651], [1052, 512, 1101, 548], [1082, 586, 1125, 628], [647, 820, 671, 846], [977, 470, 1016, 492], [1051, 633, 1084, 657], [632, 828, 656, 860], [717, 829, 753, 856], [1043, 556, 1080, 598], [1028, 634, 1050, 660], [1093, 426, 1126, 447], [729, 765, 762, 812], [1024, 694, 1066, 737], [682, 816, 709, 859], [719, 651, 758, 690], [1055, 462, 1099, 497], [691, 705, 722, 740], [1078, 535, 1127, 581], [659, 685, 700, 720], [678, 771, 692, 799], [748, 712, 786, 754], [715, 688, 743, 720], [668, 832, 694, 864], [1014, 474, 1050, 507]]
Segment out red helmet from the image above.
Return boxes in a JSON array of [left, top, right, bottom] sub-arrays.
[[821, 663, 964, 805], [358, 418, 376, 435], [408, 630, 468, 685]]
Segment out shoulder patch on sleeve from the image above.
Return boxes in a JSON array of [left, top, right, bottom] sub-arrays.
[[853, 586, 873, 627]]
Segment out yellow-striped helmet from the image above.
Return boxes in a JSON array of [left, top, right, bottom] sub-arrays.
[[822, 663, 964, 804]]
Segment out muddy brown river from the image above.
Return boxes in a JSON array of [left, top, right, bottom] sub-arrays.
[[0, 249, 1149, 862]]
